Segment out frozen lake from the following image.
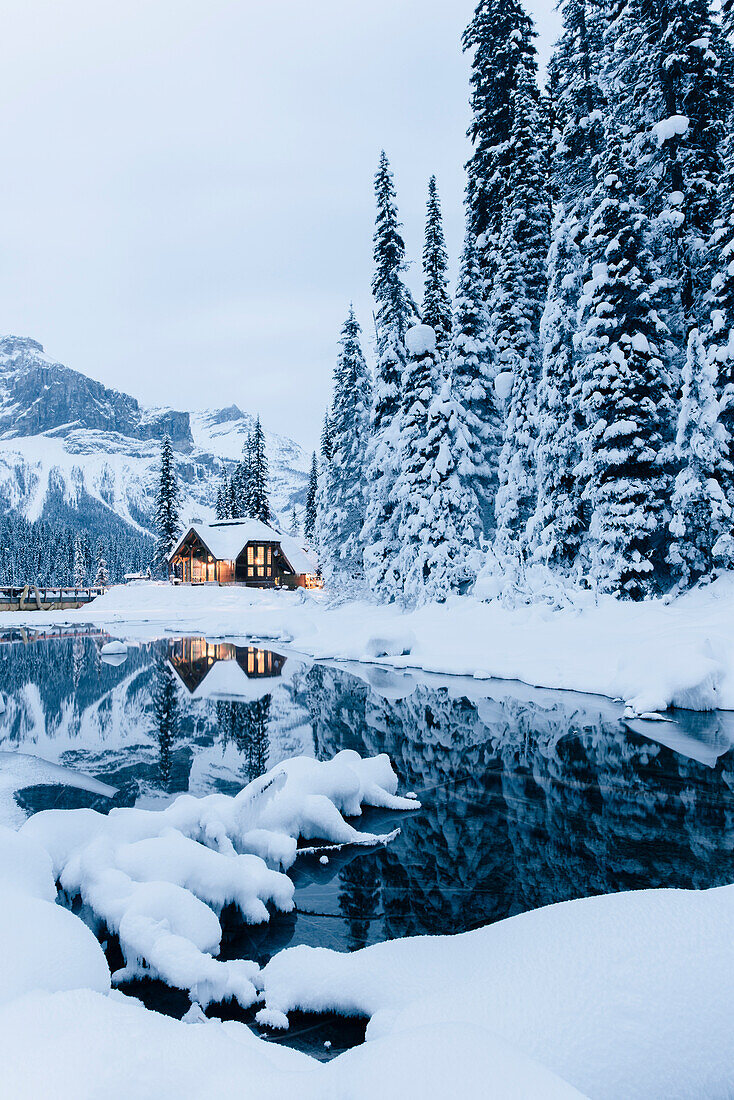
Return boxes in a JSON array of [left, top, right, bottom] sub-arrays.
[[2, 627, 733, 1056]]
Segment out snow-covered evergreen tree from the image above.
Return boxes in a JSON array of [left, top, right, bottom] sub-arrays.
[[448, 228, 500, 534], [422, 176, 452, 354], [320, 412, 333, 463], [73, 534, 86, 587], [362, 152, 419, 599], [549, 0, 606, 211], [669, 328, 734, 583], [491, 67, 549, 549], [576, 133, 672, 598], [154, 435, 181, 567], [94, 554, 109, 588], [304, 451, 318, 543], [249, 417, 271, 524], [320, 308, 373, 585], [94, 538, 109, 587], [393, 324, 481, 603], [289, 504, 299, 535], [215, 471, 230, 520], [527, 212, 585, 568], [463, 0, 540, 290], [602, 0, 732, 338], [708, 130, 734, 490]]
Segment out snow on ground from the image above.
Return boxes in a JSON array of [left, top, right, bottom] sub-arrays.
[[0, 754, 583, 1098], [258, 884, 734, 1100], [3, 745, 734, 1096], [0, 826, 111, 1006], [0, 988, 583, 1099], [3, 575, 734, 712], [20, 751, 417, 1009]]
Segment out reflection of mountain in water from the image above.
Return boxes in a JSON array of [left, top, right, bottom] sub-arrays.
[[2, 633, 733, 949], [0, 632, 309, 799]]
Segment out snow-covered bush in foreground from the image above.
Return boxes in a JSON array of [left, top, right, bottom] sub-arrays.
[[19, 751, 419, 1009]]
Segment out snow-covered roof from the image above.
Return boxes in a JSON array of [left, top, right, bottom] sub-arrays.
[[168, 519, 317, 575]]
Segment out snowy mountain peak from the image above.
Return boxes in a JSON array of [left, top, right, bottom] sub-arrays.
[[0, 336, 308, 537]]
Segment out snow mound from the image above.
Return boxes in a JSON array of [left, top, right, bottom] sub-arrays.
[[20, 751, 417, 1009], [100, 640, 128, 656], [0, 890, 111, 1006], [652, 114, 689, 146], [494, 370, 514, 403], [405, 324, 437, 357], [364, 631, 416, 659], [259, 884, 734, 1099], [0, 826, 110, 1007], [0, 824, 57, 901], [0, 987, 584, 1099]]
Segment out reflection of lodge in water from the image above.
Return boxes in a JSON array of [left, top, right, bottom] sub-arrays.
[[168, 637, 287, 697]]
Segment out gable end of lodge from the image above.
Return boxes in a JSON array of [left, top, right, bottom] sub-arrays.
[[167, 519, 321, 589]]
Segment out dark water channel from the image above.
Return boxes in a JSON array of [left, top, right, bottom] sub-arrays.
[[1, 628, 733, 1058]]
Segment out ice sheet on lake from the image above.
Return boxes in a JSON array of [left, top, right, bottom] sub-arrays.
[[0, 751, 117, 827]]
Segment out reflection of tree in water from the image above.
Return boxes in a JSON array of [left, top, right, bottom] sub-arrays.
[[218, 696, 271, 783], [306, 665, 734, 941], [153, 656, 181, 788], [72, 638, 85, 688], [338, 852, 381, 950]]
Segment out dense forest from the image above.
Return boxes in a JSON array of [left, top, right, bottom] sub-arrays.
[[313, 0, 734, 604]]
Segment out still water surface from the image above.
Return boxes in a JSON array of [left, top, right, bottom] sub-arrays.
[[2, 628, 733, 1053]]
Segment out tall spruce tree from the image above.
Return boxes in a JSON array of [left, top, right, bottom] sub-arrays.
[[249, 417, 271, 523], [550, 0, 606, 211], [669, 328, 734, 583], [491, 68, 550, 549], [215, 470, 230, 520], [320, 308, 373, 585], [362, 152, 419, 599], [463, 0, 540, 290], [73, 534, 86, 587], [422, 176, 452, 354], [94, 538, 109, 587], [304, 451, 318, 543], [320, 412, 333, 463], [448, 228, 500, 534], [603, 0, 732, 334], [708, 131, 734, 491], [393, 324, 481, 603], [527, 212, 585, 568], [576, 132, 672, 598], [154, 435, 181, 568]]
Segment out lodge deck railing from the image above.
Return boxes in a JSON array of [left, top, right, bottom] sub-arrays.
[[0, 585, 105, 612]]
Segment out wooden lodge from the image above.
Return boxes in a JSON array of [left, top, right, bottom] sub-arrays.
[[167, 519, 320, 589]]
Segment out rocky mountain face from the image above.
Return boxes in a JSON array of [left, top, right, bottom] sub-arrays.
[[0, 336, 308, 536]]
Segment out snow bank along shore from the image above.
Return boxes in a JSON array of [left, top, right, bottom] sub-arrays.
[[3, 575, 734, 713], [3, 746, 734, 1098], [2, 779, 733, 1098]]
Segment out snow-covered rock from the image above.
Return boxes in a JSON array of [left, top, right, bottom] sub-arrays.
[[20, 752, 417, 1008], [0, 987, 583, 1099], [99, 640, 128, 663]]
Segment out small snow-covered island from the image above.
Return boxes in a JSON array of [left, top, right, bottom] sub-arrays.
[[3, 1, 734, 1098]]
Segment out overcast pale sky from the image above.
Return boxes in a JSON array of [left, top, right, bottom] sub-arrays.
[[0, 0, 560, 450]]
